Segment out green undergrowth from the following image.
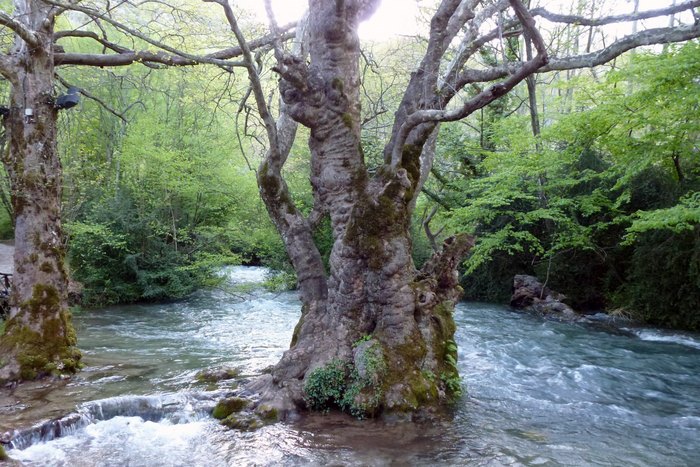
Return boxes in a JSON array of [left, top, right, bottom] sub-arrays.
[[302, 331, 465, 418], [302, 340, 388, 418]]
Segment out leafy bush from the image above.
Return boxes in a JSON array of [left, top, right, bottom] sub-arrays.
[[441, 44, 700, 329], [342, 341, 387, 418], [303, 359, 348, 412], [615, 229, 700, 330]]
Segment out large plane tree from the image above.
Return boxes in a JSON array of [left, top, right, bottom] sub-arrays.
[[227, 0, 700, 418], [0, 0, 698, 420]]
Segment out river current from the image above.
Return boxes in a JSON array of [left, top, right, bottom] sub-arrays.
[[3, 267, 700, 466]]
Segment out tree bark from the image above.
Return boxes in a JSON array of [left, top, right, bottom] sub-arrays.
[[247, 0, 475, 419], [0, 0, 80, 383]]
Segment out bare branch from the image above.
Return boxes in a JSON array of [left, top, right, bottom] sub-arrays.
[[55, 74, 128, 122], [453, 22, 700, 87], [218, 2, 326, 303], [531, 0, 700, 27], [54, 30, 130, 53], [390, 0, 548, 167], [206, 0, 280, 151], [543, 23, 700, 71], [55, 50, 241, 67], [54, 28, 293, 68], [45, 0, 255, 68], [440, 0, 512, 95]]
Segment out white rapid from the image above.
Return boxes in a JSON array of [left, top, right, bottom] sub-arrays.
[[3, 267, 700, 466]]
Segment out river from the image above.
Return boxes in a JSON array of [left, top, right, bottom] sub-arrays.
[[2, 267, 699, 466]]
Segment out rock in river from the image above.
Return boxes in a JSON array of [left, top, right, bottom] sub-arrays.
[[510, 275, 579, 322]]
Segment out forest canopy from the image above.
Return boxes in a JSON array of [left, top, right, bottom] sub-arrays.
[[7, 0, 690, 328]]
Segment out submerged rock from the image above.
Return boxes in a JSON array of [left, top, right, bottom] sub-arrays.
[[220, 412, 264, 431], [254, 403, 279, 422], [0, 442, 20, 465], [210, 395, 278, 431], [195, 367, 240, 384], [510, 275, 579, 322], [211, 397, 249, 420]]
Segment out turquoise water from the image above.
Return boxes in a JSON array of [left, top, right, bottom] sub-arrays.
[[6, 267, 700, 466]]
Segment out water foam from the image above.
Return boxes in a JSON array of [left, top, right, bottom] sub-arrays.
[[629, 329, 700, 350]]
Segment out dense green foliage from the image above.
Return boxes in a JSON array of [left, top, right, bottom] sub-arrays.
[[302, 345, 388, 419], [425, 42, 700, 329], [54, 64, 291, 306], [0, 11, 695, 332], [303, 359, 348, 412]]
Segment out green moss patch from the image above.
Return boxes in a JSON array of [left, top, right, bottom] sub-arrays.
[[195, 367, 240, 384], [220, 412, 264, 431], [1, 283, 82, 380], [0, 443, 9, 461], [212, 397, 249, 420], [255, 404, 279, 422]]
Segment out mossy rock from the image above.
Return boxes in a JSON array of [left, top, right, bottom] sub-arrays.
[[220, 413, 264, 431], [255, 404, 279, 422], [212, 397, 249, 420], [0, 444, 9, 461], [195, 366, 240, 384]]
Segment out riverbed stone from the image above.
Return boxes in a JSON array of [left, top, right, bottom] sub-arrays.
[[195, 366, 240, 384], [510, 275, 579, 322], [221, 412, 264, 431], [254, 403, 279, 421], [212, 397, 249, 419]]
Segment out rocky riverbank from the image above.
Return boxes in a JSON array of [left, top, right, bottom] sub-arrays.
[[509, 274, 637, 333]]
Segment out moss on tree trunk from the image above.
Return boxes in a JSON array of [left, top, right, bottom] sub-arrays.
[[0, 0, 81, 383]]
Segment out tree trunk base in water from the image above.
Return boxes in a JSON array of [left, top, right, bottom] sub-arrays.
[[245, 235, 474, 421], [0, 308, 81, 384]]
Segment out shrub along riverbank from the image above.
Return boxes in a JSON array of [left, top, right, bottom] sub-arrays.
[[0, 41, 696, 330]]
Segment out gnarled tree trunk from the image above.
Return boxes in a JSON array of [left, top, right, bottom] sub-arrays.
[[243, 0, 481, 419], [0, 0, 80, 382]]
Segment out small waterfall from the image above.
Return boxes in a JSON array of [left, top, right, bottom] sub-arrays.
[[6, 390, 229, 451], [5, 412, 89, 451]]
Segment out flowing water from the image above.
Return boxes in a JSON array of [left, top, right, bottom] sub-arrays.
[[2, 267, 699, 466]]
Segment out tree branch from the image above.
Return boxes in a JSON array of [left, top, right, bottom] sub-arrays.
[[543, 23, 700, 71], [45, 0, 261, 68], [207, 0, 279, 151], [54, 30, 131, 53], [54, 27, 293, 68], [453, 22, 700, 88], [55, 74, 128, 122], [0, 11, 39, 47], [212, 0, 327, 304], [531, 0, 700, 27], [380, 0, 477, 173], [440, 0, 512, 95], [390, 0, 548, 167]]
